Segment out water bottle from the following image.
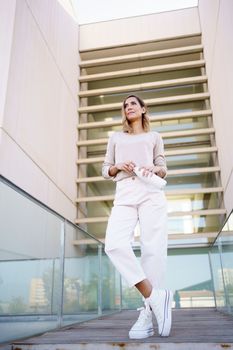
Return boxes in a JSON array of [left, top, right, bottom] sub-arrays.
[[133, 166, 167, 190]]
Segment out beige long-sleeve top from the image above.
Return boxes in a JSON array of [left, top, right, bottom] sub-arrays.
[[102, 131, 167, 182]]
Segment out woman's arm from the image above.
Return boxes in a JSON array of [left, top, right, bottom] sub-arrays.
[[102, 134, 116, 179], [153, 133, 167, 178], [102, 134, 135, 179]]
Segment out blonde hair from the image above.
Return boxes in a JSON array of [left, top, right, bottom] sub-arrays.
[[121, 95, 150, 133]]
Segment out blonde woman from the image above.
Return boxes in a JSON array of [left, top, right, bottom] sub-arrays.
[[102, 95, 173, 339]]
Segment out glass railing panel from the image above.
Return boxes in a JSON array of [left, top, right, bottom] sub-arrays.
[[167, 247, 215, 308], [220, 232, 233, 314], [61, 222, 120, 328], [209, 245, 226, 309], [61, 222, 100, 326], [209, 211, 233, 315], [121, 247, 215, 309], [0, 176, 117, 343], [101, 252, 121, 313], [0, 178, 63, 342]]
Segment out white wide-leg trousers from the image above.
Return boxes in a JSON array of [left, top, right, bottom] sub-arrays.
[[105, 176, 168, 288]]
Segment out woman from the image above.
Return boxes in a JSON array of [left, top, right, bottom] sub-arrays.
[[102, 95, 172, 339]]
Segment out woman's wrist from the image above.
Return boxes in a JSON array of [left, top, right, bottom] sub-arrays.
[[153, 167, 166, 178], [108, 165, 120, 176], [152, 166, 160, 174]]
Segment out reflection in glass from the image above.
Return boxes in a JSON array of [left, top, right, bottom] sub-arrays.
[[209, 212, 233, 315]]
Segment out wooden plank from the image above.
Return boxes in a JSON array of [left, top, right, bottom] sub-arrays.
[[12, 309, 233, 349]]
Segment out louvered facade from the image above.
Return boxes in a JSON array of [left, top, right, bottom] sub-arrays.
[[76, 34, 226, 247]]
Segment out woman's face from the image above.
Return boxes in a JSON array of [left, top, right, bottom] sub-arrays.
[[124, 97, 145, 123]]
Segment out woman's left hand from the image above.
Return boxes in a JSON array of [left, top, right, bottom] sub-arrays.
[[137, 166, 155, 177], [138, 165, 165, 178]]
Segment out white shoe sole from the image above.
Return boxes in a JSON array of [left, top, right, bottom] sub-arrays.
[[160, 290, 173, 337], [129, 328, 154, 339]]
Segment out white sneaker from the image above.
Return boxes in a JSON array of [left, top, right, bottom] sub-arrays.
[[146, 289, 173, 337], [129, 304, 154, 339]]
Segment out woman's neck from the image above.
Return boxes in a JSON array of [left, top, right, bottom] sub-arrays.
[[130, 121, 145, 134]]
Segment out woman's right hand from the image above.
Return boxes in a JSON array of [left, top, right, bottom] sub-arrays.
[[115, 161, 136, 174], [108, 161, 136, 176]]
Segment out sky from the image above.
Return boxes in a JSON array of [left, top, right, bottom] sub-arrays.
[[69, 0, 198, 24]]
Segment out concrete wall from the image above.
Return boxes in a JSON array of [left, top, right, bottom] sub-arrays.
[[198, 0, 233, 214], [79, 7, 201, 51], [0, 0, 79, 221]]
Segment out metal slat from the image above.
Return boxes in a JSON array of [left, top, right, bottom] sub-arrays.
[[79, 60, 205, 82], [75, 209, 226, 224], [77, 127, 214, 147], [79, 76, 207, 97], [75, 187, 224, 203], [78, 93, 210, 113], [76, 147, 217, 165], [77, 110, 212, 130], [76, 166, 221, 183], [80, 44, 204, 67]]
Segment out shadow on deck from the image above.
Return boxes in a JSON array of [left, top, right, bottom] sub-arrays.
[[11, 308, 233, 350]]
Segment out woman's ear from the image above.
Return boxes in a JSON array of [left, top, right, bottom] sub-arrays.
[[142, 107, 146, 114]]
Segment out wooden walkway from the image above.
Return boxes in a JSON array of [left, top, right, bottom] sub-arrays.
[[12, 308, 233, 350]]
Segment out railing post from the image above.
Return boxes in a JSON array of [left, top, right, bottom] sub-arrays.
[[119, 275, 123, 311], [57, 220, 65, 328], [51, 258, 55, 314], [98, 244, 102, 316], [218, 239, 230, 312], [208, 251, 217, 309]]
